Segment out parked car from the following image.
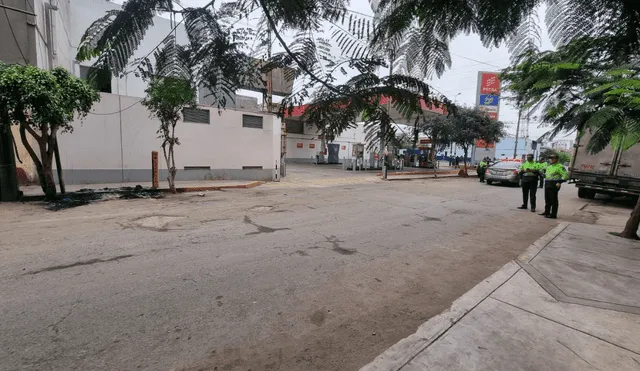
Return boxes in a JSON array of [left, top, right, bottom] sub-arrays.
[[485, 161, 521, 185]]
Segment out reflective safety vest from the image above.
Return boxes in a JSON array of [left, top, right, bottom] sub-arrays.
[[520, 161, 539, 177], [545, 163, 568, 181]]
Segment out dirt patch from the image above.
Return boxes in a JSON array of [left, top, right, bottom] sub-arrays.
[[42, 187, 163, 211], [132, 215, 186, 231]]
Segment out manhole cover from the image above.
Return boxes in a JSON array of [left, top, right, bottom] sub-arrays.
[[133, 216, 185, 231]]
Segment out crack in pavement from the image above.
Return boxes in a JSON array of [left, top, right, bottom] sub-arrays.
[[243, 216, 290, 236], [26, 255, 135, 275], [556, 340, 601, 370]]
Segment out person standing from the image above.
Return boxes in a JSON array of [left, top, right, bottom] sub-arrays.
[[538, 158, 548, 188], [539, 154, 569, 219], [477, 157, 488, 182], [518, 154, 540, 212]]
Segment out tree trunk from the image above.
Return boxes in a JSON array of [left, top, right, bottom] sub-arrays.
[[41, 162, 57, 200], [459, 147, 469, 177], [168, 142, 176, 193], [619, 196, 640, 239], [53, 135, 65, 194], [19, 124, 56, 199], [0, 128, 19, 201], [319, 133, 326, 164]]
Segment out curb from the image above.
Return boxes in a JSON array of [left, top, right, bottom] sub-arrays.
[[377, 170, 461, 177], [173, 181, 262, 193], [360, 223, 573, 371], [516, 222, 569, 265], [384, 173, 478, 181]]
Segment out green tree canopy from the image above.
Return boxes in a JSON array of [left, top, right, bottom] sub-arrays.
[[0, 63, 100, 199], [448, 108, 506, 172]]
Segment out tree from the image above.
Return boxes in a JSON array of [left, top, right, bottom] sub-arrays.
[[420, 113, 453, 158], [371, 0, 640, 71], [0, 63, 100, 200], [138, 37, 197, 193], [78, 0, 453, 155], [501, 43, 640, 239], [448, 108, 505, 176]]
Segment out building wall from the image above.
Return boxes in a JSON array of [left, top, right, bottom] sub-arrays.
[[68, 0, 191, 98], [285, 123, 367, 163], [55, 93, 281, 184], [0, 0, 38, 65], [495, 137, 534, 159]]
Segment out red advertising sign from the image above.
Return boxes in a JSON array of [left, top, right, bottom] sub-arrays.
[[480, 73, 500, 95], [296, 143, 303, 148], [487, 111, 499, 121], [419, 139, 431, 144], [309, 143, 315, 149], [475, 139, 496, 149], [341, 145, 346, 150]]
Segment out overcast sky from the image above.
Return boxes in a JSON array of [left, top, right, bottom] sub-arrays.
[[160, 0, 569, 141]]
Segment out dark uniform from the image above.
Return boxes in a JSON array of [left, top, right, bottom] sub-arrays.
[[539, 156, 569, 219], [518, 155, 540, 212], [538, 160, 547, 188]]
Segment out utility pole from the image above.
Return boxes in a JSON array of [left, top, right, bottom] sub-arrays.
[[513, 107, 522, 159], [381, 51, 394, 179], [264, 25, 286, 177]]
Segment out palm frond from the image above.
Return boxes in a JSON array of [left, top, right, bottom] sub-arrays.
[[184, 7, 259, 109], [545, 0, 598, 48], [507, 10, 542, 64], [76, 0, 173, 75]]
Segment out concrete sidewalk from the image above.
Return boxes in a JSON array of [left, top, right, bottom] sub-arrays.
[[362, 222, 640, 371], [20, 180, 262, 197]]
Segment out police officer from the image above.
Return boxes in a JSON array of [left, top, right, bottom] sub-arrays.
[[538, 158, 547, 188], [518, 154, 540, 212], [539, 154, 569, 219], [477, 157, 488, 182]]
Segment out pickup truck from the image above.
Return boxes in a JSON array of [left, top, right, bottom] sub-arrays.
[[569, 130, 640, 199]]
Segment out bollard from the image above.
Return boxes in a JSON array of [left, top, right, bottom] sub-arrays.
[[151, 151, 159, 189]]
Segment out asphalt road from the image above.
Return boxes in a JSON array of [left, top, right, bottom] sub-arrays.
[[0, 176, 585, 371]]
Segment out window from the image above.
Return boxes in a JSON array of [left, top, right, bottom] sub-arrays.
[[183, 108, 210, 124], [242, 114, 263, 129], [79, 66, 111, 93], [285, 119, 303, 134], [242, 166, 263, 170], [184, 166, 211, 170]]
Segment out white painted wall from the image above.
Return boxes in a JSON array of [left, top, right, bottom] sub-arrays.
[[68, 0, 190, 98], [286, 123, 368, 163], [55, 93, 281, 183]]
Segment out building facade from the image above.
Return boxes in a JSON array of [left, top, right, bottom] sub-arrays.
[[1, 0, 285, 185]]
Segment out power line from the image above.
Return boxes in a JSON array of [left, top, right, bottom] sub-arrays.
[[449, 52, 504, 69], [1, 0, 29, 64], [88, 99, 143, 115]]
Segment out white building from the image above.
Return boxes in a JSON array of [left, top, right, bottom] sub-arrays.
[[3, 0, 284, 184], [550, 139, 575, 151]]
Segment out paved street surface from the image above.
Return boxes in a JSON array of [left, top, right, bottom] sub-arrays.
[[363, 223, 640, 371], [0, 166, 621, 371]]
